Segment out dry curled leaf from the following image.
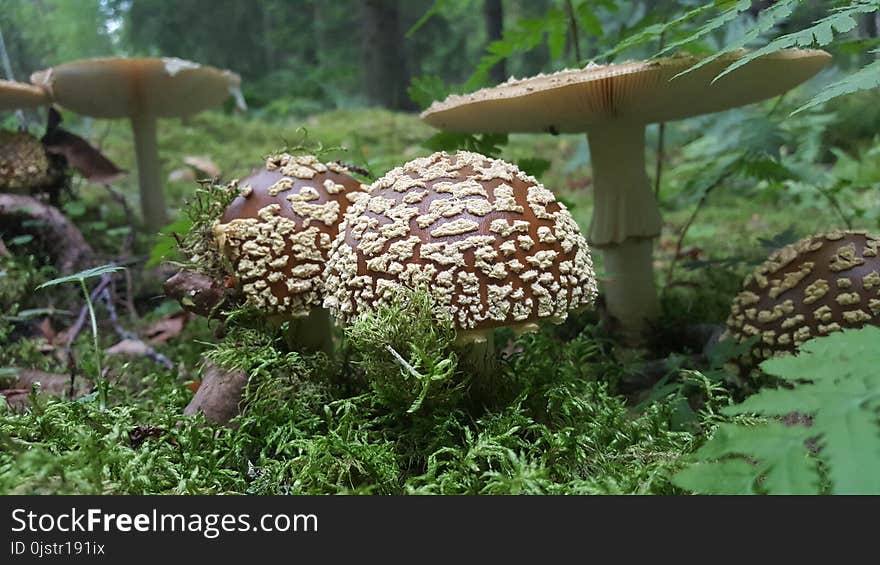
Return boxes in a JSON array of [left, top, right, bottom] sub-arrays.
[[144, 311, 191, 344]]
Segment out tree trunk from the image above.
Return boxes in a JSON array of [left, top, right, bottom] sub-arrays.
[[361, 0, 412, 110], [485, 0, 505, 84]]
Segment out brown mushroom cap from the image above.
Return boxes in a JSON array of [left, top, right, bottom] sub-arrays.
[[213, 154, 367, 317], [323, 151, 598, 331], [422, 49, 831, 133], [0, 131, 58, 192], [726, 230, 880, 362], [0, 79, 48, 110], [30, 57, 241, 119]]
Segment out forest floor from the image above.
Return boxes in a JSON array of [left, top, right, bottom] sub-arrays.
[[0, 99, 876, 494]]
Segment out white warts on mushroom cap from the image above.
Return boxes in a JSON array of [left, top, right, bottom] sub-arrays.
[[725, 230, 880, 364], [323, 150, 598, 332], [213, 153, 366, 318]]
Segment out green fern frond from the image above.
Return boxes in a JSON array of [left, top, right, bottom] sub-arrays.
[[674, 326, 880, 495], [703, 0, 879, 81], [794, 50, 880, 113]]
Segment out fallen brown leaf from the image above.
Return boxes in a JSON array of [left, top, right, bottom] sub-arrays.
[[144, 311, 192, 344], [168, 167, 197, 183], [106, 338, 151, 358], [0, 369, 86, 410], [184, 155, 221, 179]]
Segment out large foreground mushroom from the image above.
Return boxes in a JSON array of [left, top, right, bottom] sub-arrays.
[[31, 57, 244, 230], [421, 49, 831, 343], [323, 150, 597, 374]]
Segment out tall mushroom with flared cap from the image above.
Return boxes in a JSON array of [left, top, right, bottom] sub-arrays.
[[30, 57, 244, 230], [421, 49, 831, 343]]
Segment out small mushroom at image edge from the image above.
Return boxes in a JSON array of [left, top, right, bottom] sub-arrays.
[[212, 153, 368, 353], [323, 150, 598, 376], [0, 79, 49, 112], [420, 48, 831, 344], [30, 57, 245, 231], [725, 230, 880, 365], [0, 80, 58, 195]]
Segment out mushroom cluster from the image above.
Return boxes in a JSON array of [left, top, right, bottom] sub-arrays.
[[212, 153, 367, 351], [323, 150, 597, 370], [726, 230, 880, 363], [421, 48, 832, 343]]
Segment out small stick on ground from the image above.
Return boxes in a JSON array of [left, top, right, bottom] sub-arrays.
[[101, 286, 174, 370]]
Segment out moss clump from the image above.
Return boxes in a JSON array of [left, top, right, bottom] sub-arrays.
[[0, 284, 711, 494]]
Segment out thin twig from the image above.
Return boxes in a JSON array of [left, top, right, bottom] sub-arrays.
[[665, 169, 736, 287], [653, 28, 667, 199], [104, 185, 139, 319], [565, 0, 583, 65], [101, 287, 174, 370], [0, 27, 25, 129], [664, 91, 791, 285], [385, 344, 423, 380], [813, 185, 853, 229]]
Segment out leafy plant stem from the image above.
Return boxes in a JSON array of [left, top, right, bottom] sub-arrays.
[[80, 278, 105, 410]]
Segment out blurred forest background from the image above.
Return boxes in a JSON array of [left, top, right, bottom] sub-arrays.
[[3, 0, 874, 115]]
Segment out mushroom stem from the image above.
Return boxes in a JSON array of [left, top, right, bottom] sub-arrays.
[[601, 238, 661, 342], [284, 307, 334, 354], [130, 113, 168, 231], [458, 330, 497, 378], [586, 124, 662, 343]]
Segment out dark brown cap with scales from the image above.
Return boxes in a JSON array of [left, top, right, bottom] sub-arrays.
[[726, 230, 880, 361], [213, 153, 367, 317], [323, 151, 597, 333]]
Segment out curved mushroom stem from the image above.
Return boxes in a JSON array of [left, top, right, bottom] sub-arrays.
[[284, 307, 334, 354], [586, 124, 662, 344], [457, 330, 496, 378], [130, 113, 168, 231]]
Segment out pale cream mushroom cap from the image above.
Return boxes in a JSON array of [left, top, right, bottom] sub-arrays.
[[30, 57, 242, 119], [422, 49, 832, 132], [0, 79, 48, 110]]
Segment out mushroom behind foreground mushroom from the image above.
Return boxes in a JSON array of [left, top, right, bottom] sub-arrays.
[[726, 230, 880, 365], [323, 150, 598, 375], [421, 49, 832, 343], [31, 57, 244, 231], [213, 153, 367, 352]]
